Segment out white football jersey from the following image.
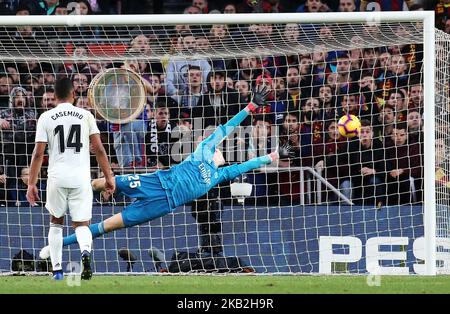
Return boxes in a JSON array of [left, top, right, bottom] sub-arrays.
[[35, 102, 100, 188]]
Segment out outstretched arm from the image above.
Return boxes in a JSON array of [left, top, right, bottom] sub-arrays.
[[200, 85, 271, 150], [216, 152, 278, 185]]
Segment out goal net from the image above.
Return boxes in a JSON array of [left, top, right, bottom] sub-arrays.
[[0, 12, 445, 275]]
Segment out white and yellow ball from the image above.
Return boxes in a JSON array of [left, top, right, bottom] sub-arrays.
[[337, 114, 361, 138]]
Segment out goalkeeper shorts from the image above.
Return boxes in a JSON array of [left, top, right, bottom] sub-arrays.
[[117, 176, 173, 228], [121, 196, 173, 228]]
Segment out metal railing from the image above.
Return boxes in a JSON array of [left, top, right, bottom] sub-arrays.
[[99, 165, 354, 206], [261, 166, 354, 206]]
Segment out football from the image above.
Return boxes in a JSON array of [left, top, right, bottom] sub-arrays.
[[337, 114, 361, 138]]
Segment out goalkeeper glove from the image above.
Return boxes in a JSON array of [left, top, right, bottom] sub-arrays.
[[279, 143, 296, 160], [248, 84, 270, 111]]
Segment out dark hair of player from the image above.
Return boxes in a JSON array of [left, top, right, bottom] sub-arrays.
[[54, 77, 74, 100]]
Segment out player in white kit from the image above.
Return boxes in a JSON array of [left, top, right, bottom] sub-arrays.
[[27, 78, 114, 280]]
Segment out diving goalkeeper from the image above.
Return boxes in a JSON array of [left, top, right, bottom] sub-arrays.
[[40, 85, 278, 258]]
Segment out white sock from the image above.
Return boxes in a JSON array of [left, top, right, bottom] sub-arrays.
[[75, 226, 92, 254], [48, 223, 63, 271]]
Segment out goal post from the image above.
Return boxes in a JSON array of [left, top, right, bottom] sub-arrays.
[[0, 11, 444, 275]]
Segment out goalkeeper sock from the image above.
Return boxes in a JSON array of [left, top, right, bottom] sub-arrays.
[[62, 222, 105, 247], [90, 222, 105, 238], [48, 223, 63, 271], [75, 226, 92, 254]]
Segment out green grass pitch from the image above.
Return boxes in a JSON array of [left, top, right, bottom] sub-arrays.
[[1, 275, 450, 294]]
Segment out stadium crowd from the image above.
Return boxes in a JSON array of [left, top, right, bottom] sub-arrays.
[[0, 0, 445, 209]]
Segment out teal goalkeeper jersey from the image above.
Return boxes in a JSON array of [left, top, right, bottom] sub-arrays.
[[157, 139, 272, 208]]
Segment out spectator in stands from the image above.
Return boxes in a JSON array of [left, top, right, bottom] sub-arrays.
[[67, 0, 93, 15], [319, 25, 334, 43], [314, 120, 350, 203], [407, 109, 423, 144], [359, 0, 415, 11], [223, 3, 237, 13], [235, 80, 251, 104], [408, 84, 423, 110], [311, 45, 331, 86], [386, 54, 409, 88], [338, 94, 360, 117], [246, 113, 277, 205], [298, 97, 323, 168], [270, 75, 288, 126], [279, 112, 300, 166], [338, 0, 357, 11], [13, 25, 39, 58], [0, 86, 37, 192], [209, 24, 230, 50], [38, 88, 56, 115], [248, 114, 274, 159], [358, 75, 381, 125], [296, 0, 325, 12], [318, 84, 336, 122], [199, 70, 242, 129], [346, 119, 386, 206], [20, 0, 58, 15], [283, 23, 300, 47], [5, 64, 20, 85], [110, 61, 148, 168], [225, 77, 234, 90], [379, 51, 391, 71], [248, 24, 275, 49], [386, 122, 422, 204], [183, 5, 202, 14], [166, 33, 211, 96], [232, 56, 261, 82], [145, 74, 177, 124], [130, 34, 151, 55], [386, 89, 408, 122], [298, 54, 313, 86], [71, 72, 89, 97], [359, 48, 380, 79], [55, 3, 67, 15], [335, 53, 353, 94], [39, 63, 56, 87], [129, 34, 163, 75], [193, 0, 208, 13], [0, 73, 13, 108], [75, 96, 94, 114], [145, 100, 174, 168], [376, 103, 395, 140], [348, 37, 363, 73], [10, 166, 46, 206], [172, 65, 203, 116], [23, 74, 41, 101], [278, 111, 302, 204], [195, 36, 210, 54], [67, 45, 89, 74], [285, 65, 301, 110]]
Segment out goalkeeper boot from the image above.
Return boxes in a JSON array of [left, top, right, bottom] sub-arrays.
[[80, 251, 92, 280], [52, 269, 64, 280]]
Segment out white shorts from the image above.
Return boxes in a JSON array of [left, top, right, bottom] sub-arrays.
[[45, 180, 93, 222]]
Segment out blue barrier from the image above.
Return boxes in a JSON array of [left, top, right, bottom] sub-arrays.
[[0, 204, 424, 273]]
